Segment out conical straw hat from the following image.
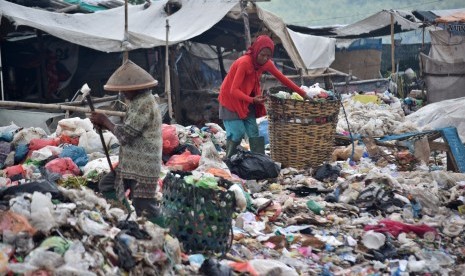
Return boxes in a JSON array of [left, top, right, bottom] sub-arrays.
[[104, 60, 158, 91]]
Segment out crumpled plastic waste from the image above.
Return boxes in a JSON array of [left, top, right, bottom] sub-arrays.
[[364, 219, 437, 239]]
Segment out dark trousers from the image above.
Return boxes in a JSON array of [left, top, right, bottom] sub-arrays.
[[99, 172, 160, 218]]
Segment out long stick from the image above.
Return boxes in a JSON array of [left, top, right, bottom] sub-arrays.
[[390, 12, 395, 74], [165, 19, 173, 122], [0, 100, 125, 117], [0, 44, 4, 101], [86, 95, 114, 173]]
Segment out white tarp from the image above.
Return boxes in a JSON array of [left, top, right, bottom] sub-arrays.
[[334, 10, 421, 37], [0, 0, 238, 52], [287, 28, 335, 70], [0, 0, 334, 71], [406, 97, 465, 142]]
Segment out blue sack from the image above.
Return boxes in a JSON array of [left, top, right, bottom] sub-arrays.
[[14, 144, 29, 164], [59, 145, 89, 167]]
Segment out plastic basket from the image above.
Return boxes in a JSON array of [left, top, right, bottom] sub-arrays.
[[161, 172, 235, 255], [266, 86, 340, 169]]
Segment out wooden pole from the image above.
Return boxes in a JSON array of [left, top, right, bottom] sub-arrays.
[[390, 12, 395, 74], [123, 0, 129, 63], [421, 26, 425, 52], [216, 45, 226, 79], [241, 0, 252, 48], [0, 43, 4, 101], [165, 19, 174, 122], [37, 30, 48, 99], [0, 101, 126, 117]]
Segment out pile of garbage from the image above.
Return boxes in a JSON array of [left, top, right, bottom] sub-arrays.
[[0, 92, 465, 275]]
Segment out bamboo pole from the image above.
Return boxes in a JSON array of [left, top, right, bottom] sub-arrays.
[[60, 95, 119, 106], [123, 0, 129, 63], [0, 44, 4, 101], [390, 12, 395, 74], [0, 101, 125, 117], [165, 19, 174, 122], [241, 0, 252, 48]]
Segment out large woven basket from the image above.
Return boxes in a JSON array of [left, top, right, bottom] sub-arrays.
[[161, 172, 235, 255], [266, 86, 340, 169]]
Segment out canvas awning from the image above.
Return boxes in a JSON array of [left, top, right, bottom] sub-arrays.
[[332, 10, 421, 38], [0, 0, 335, 72], [0, 0, 238, 52]]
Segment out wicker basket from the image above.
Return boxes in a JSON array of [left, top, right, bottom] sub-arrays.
[[266, 86, 340, 169], [161, 172, 235, 255]]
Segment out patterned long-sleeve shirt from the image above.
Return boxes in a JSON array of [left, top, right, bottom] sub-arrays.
[[113, 91, 162, 199]]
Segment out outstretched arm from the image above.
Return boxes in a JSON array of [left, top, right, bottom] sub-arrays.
[[267, 62, 307, 98]]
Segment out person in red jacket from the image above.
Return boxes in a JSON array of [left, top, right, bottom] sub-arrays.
[[218, 35, 307, 158]]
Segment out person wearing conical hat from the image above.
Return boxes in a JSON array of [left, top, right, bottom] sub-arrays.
[[90, 60, 162, 222]]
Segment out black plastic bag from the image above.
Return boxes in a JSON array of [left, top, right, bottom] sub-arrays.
[[199, 259, 233, 276], [225, 150, 280, 180], [314, 163, 341, 182], [0, 179, 64, 201]]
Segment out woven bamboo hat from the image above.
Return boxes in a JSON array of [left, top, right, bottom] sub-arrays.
[[104, 59, 158, 91]]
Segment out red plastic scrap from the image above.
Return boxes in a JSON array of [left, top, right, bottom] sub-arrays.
[[228, 261, 259, 276], [0, 211, 36, 235], [3, 165, 25, 179], [28, 138, 59, 151], [44, 157, 81, 176], [364, 219, 437, 238], [165, 150, 201, 171]]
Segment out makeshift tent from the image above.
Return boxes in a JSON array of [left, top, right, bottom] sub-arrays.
[[332, 10, 421, 39], [420, 29, 465, 103], [0, 0, 335, 73]]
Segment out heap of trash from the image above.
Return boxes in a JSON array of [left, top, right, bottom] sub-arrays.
[[1, 92, 465, 275]]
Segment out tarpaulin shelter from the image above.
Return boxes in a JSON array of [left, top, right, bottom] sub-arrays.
[[0, 0, 335, 125], [413, 8, 465, 102], [331, 10, 421, 39], [0, 0, 335, 75], [419, 29, 465, 103]]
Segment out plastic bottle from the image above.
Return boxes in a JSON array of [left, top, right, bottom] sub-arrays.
[[307, 200, 324, 215]]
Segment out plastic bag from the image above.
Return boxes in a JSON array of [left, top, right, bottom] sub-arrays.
[[79, 131, 104, 154], [44, 157, 81, 176], [0, 179, 63, 200], [14, 144, 29, 164], [12, 127, 47, 146], [364, 219, 437, 238], [30, 146, 62, 162], [28, 138, 59, 151], [56, 117, 93, 137], [226, 150, 280, 180], [3, 164, 25, 179], [166, 150, 201, 171], [162, 124, 179, 154], [0, 211, 36, 235], [59, 144, 89, 167]]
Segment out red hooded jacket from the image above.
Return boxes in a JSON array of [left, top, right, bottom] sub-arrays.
[[218, 35, 306, 119]]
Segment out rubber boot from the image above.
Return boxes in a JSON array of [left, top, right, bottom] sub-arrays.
[[249, 136, 265, 154], [102, 191, 118, 200], [226, 139, 241, 159]]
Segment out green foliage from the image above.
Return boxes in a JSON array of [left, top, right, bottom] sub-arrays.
[[259, 0, 464, 27]]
